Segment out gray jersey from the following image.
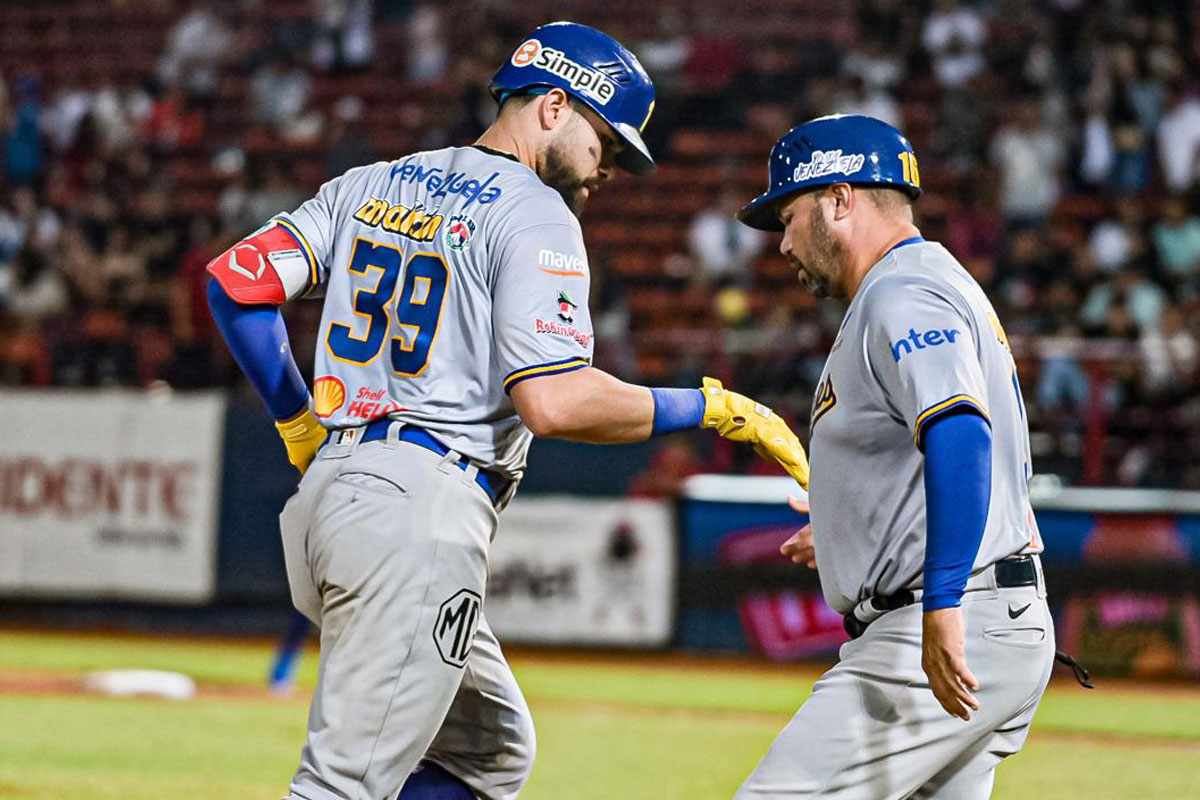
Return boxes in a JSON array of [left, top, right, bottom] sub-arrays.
[[808, 240, 1042, 615], [268, 146, 594, 480]]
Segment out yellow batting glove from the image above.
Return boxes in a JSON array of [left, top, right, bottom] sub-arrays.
[[701, 377, 810, 489], [274, 405, 327, 475]]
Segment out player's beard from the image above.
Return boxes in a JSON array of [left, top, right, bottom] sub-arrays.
[[797, 204, 848, 299], [540, 139, 590, 217]]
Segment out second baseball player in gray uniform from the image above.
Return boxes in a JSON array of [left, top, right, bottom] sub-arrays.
[[734, 115, 1059, 798], [206, 22, 810, 800]]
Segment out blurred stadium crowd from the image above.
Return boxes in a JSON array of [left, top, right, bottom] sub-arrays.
[[0, 0, 1198, 488]]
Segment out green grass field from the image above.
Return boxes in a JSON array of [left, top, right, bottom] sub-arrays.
[[0, 629, 1197, 799]]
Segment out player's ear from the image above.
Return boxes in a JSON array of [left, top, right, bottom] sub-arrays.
[[537, 89, 573, 132], [830, 183, 854, 221]]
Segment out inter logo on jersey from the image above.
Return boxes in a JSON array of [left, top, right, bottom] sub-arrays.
[[443, 214, 475, 251], [353, 197, 443, 242], [890, 327, 961, 362], [812, 375, 837, 426]]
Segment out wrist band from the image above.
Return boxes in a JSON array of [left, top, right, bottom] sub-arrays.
[[650, 387, 705, 436]]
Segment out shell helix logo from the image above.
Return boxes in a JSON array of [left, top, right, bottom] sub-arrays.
[[510, 39, 617, 106], [313, 376, 346, 418]]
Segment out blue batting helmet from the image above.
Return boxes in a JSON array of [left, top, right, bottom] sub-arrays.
[[738, 114, 922, 231], [490, 21, 656, 176]]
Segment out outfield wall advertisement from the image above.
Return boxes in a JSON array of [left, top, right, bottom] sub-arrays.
[[486, 496, 676, 647], [0, 390, 225, 603]]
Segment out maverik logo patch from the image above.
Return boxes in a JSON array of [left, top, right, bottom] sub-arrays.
[[891, 327, 961, 362], [353, 198, 443, 242], [793, 149, 866, 182], [538, 248, 587, 277], [434, 589, 481, 668], [510, 38, 618, 106]]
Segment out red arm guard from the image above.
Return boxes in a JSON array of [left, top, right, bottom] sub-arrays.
[[206, 224, 310, 305]]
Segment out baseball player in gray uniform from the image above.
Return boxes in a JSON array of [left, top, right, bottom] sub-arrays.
[[733, 115, 1061, 798], [205, 22, 809, 800]]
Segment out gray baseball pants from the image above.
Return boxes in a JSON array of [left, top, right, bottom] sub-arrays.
[[279, 430, 534, 800], [736, 562, 1055, 799]]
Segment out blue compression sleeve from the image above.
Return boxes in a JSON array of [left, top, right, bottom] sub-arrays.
[[207, 279, 309, 420], [650, 387, 705, 435], [921, 411, 992, 611]]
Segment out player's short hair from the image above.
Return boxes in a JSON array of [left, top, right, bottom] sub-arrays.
[[860, 186, 914, 218]]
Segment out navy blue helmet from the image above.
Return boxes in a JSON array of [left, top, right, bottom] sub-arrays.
[[490, 21, 656, 176], [739, 115, 922, 231]]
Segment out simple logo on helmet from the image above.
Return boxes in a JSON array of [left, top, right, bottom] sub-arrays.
[[557, 290, 577, 323], [444, 213, 475, 251], [792, 149, 866, 183], [510, 38, 617, 106]]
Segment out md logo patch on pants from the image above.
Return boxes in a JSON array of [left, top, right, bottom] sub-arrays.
[[434, 589, 481, 667]]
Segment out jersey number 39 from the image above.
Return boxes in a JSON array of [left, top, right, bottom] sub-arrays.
[[325, 237, 449, 376]]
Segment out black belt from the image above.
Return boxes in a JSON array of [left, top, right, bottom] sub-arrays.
[[842, 555, 1094, 689], [326, 419, 511, 505], [843, 555, 1039, 640]]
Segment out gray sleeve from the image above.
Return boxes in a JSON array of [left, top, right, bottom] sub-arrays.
[[271, 174, 345, 298], [491, 217, 594, 394], [863, 276, 990, 448]]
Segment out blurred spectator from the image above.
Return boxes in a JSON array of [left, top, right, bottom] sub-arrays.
[[172, 215, 222, 346], [245, 159, 307, 228], [311, 0, 374, 74], [1081, 266, 1167, 334], [843, 34, 903, 92], [1141, 304, 1197, 396], [250, 53, 320, 141], [687, 190, 764, 286], [1152, 195, 1200, 285], [1088, 194, 1146, 273], [43, 78, 93, 154], [326, 96, 380, 178], [143, 83, 206, 151], [989, 98, 1066, 226], [921, 0, 986, 89], [406, 3, 448, 83], [3, 73, 44, 185], [1156, 81, 1200, 193], [830, 76, 900, 128], [4, 248, 68, 324], [944, 178, 1003, 264], [92, 80, 152, 155], [157, 1, 234, 99]]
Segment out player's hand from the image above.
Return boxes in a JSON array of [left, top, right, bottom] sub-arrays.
[[922, 607, 980, 721], [780, 496, 816, 567], [701, 377, 810, 488], [274, 405, 326, 475]]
